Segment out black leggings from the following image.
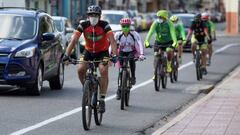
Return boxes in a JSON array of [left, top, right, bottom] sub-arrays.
[[119, 51, 136, 78]]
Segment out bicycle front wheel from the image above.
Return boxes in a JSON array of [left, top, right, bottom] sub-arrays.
[[82, 80, 93, 130], [173, 56, 178, 82], [125, 72, 130, 106], [195, 51, 202, 80], [93, 82, 103, 125], [121, 70, 127, 110], [154, 62, 161, 91]]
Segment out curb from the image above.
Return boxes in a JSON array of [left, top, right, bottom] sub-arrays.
[[151, 65, 240, 135]]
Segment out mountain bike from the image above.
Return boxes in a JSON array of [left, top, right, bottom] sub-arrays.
[[70, 59, 103, 130], [150, 45, 168, 91], [170, 49, 179, 83], [118, 56, 138, 110]]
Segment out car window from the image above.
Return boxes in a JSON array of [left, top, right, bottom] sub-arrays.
[[0, 14, 36, 40], [178, 16, 194, 28], [39, 16, 53, 34], [102, 14, 125, 24], [53, 19, 63, 32]]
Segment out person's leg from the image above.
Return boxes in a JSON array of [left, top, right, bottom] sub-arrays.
[[166, 47, 174, 73], [207, 43, 213, 66], [191, 36, 197, 62], [201, 44, 208, 74], [129, 56, 136, 85], [178, 40, 183, 64], [77, 63, 87, 85]]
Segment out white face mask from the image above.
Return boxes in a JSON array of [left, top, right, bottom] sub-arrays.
[[173, 23, 177, 27], [89, 17, 99, 26], [157, 18, 163, 23]]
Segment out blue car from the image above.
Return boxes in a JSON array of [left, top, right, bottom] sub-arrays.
[[0, 8, 64, 95]]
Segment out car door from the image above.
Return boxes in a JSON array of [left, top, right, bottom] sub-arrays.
[[39, 16, 57, 76]]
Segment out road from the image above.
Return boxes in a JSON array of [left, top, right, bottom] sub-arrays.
[[0, 28, 240, 135]]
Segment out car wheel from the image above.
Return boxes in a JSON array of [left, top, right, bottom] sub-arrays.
[[26, 64, 43, 96], [49, 63, 64, 90]]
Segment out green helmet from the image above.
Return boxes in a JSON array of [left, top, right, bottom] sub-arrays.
[[170, 15, 178, 22], [156, 10, 168, 19]]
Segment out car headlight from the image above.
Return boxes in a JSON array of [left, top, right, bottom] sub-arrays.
[[15, 47, 36, 58]]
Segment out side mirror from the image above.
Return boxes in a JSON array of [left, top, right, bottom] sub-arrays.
[[42, 33, 55, 41], [66, 28, 74, 33]]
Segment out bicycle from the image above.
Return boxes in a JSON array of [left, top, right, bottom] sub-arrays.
[[149, 44, 168, 91], [117, 56, 138, 110], [170, 49, 179, 83], [70, 59, 103, 130], [195, 42, 205, 81]]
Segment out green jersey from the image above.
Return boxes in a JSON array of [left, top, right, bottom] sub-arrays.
[[145, 20, 177, 47], [174, 23, 186, 40], [204, 20, 215, 35]]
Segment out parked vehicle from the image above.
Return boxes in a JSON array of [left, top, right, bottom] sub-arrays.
[[52, 16, 74, 50], [0, 8, 64, 95], [174, 13, 195, 51]]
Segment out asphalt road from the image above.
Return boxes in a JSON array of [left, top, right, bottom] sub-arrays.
[[0, 29, 240, 135]]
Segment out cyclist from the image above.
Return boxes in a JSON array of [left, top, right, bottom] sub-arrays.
[[201, 12, 216, 66], [114, 18, 145, 100], [170, 15, 186, 64], [63, 5, 118, 113], [186, 13, 210, 75], [144, 10, 177, 76]]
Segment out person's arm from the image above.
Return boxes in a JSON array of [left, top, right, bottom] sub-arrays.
[[145, 21, 157, 43], [107, 32, 118, 56], [179, 24, 186, 40], [134, 31, 144, 55], [186, 21, 194, 40], [65, 30, 81, 56], [210, 21, 216, 40], [169, 21, 177, 48]]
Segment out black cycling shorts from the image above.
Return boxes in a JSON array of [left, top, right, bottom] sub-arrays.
[[154, 41, 173, 52], [81, 50, 109, 65]]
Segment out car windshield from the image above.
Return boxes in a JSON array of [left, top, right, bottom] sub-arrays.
[[102, 14, 124, 24], [179, 16, 194, 28], [53, 19, 63, 32], [0, 14, 36, 40]]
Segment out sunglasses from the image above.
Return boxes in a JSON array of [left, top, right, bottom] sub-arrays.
[[88, 13, 99, 17], [121, 25, 130, 28]]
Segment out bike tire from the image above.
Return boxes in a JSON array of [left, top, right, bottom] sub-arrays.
[[121, 70, 127, 110], [195, 51, 202, 81], [154, 62, 161, 91], [82, 80, 92, 130], [125, 72, 130, 106], [162, 58, 167, 89], [93, 82, 103, 126], [173, 56, 178, 82]]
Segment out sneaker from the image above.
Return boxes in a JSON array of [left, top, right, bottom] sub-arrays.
[[152, 75, 155, 80], [99, 100, 105, 113], [131, 77, 136, 85], [116, 89, 121, 100], [201, 67, 208, 75], [178, 57, 182, 64], [167, 62, 172, 73], [207, 59, 211, 66]]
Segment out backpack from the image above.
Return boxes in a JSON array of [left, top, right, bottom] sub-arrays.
[[118, 31, 136, 43]]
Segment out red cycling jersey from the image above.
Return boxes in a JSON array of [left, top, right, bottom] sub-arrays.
[[75, 20, 113, 53]]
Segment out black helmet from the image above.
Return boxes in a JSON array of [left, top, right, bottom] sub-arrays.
[[194, 13, 201, 20], [87, 5, 101, 15]]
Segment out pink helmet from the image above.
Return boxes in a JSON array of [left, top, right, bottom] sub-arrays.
[[201, 12, 209, 20], [120, 18, 131, 25]]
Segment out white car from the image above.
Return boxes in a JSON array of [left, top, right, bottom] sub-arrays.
[[101, 10, 134, 32], [52, 16, 74, 50]]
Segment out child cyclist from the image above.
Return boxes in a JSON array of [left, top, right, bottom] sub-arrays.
[[114, 18, 145, 100]]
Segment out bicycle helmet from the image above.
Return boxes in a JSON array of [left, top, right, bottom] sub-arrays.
[[194, 13, 202, 20], [170, 15, 178, 22], [87, 5, 101, 15], [201, 12, 209, 20], [156, 10, 168, 19], [120, 18, 131, 25]]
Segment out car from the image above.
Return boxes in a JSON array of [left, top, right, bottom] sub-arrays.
[[0, 8, 64, 95], [174, 13, 195, 51], [52, 16, 74, 50], [101, 10, 134, 32]]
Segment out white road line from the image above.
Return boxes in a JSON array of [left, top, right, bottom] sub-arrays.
[[10, 43, 240, 135]]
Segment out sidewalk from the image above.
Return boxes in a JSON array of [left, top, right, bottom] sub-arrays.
[[152, 65, 240, 135]]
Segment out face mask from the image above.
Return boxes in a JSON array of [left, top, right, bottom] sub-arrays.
[[89, 17, 99, 26], [122, 27, 130, 33], [157, 18, 163, 23], [173, 22, 177, 27]]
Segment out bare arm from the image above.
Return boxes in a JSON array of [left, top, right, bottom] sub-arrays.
[[108, 33, 118, 56], [65, 31, 81, 56]]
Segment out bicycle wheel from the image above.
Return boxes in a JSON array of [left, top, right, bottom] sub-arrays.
[[173, 56, 178, 82], [154, 62, 161, 91], [195, 51, 202, 80], [93, 82, 103, 126], [161, 58, 167, 89], [82, 80, 93, 130], [125, 72, 130, 106], [121, 70, 127, 110]]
